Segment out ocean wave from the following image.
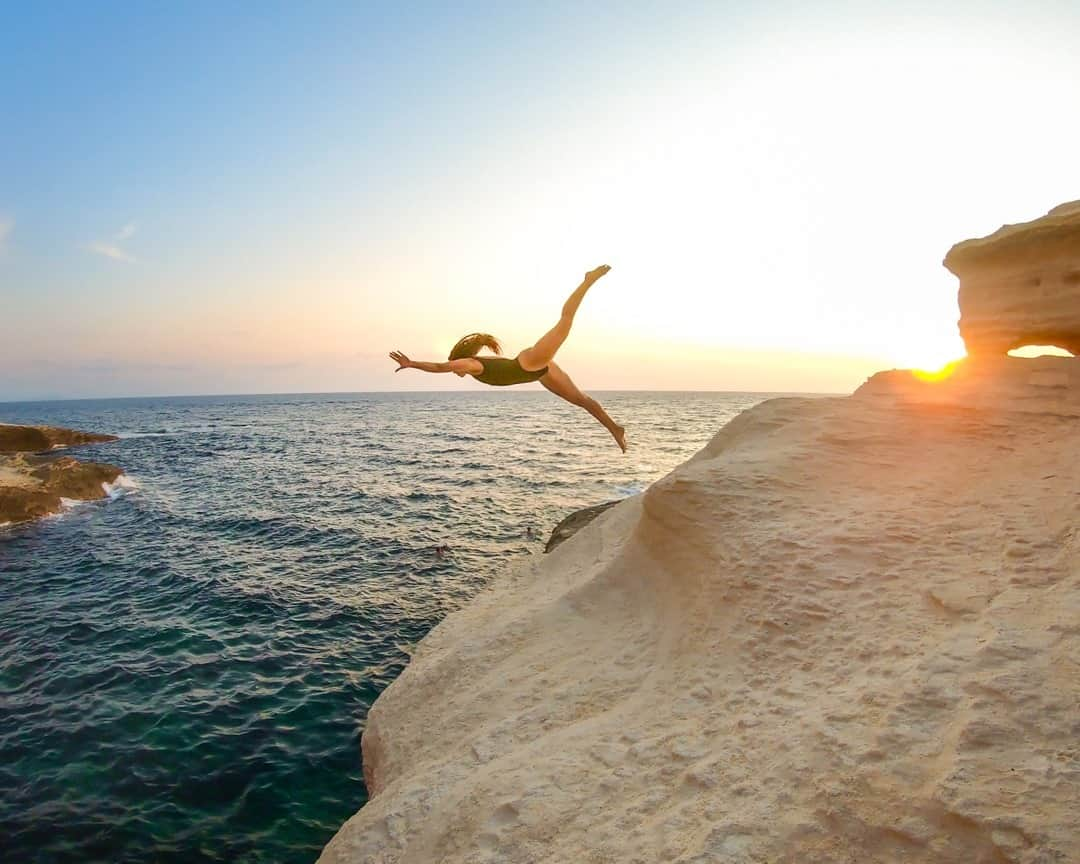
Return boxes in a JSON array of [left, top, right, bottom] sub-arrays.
[[404, 491, 448, 501], [102, 474, 139, 498], [15, 476, 140, 526]]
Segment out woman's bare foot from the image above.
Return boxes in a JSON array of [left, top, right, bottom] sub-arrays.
[[612, 425, 627, 453], [584, 264, 611, 285]]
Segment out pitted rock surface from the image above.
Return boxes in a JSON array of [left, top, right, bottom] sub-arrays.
[[945, 200, 1080, 356]]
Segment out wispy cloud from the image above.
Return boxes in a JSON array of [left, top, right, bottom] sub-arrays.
[[0, 215, 12, 254], [86, 222, 137, 263], [87, 242, 136, 263]]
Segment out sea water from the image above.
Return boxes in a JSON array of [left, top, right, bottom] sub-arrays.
[[0, 390, 771, 863]]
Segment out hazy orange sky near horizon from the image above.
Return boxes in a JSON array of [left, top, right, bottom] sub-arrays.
[[2, 2, 1080, 400]]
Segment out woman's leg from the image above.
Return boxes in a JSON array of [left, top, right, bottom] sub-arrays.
[[540, 362, 626, 452], [517, 265, 610, 371]]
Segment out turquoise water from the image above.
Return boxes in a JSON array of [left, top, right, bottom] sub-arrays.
[[0, 391, 767, 862]]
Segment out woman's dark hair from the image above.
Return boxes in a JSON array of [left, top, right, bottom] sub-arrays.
[[448, 333, 501, 360]]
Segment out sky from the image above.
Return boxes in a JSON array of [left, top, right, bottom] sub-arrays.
[[2, 0, 1079, 401]]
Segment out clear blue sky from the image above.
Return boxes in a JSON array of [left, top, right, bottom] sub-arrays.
[[3, 1, 1079, 400]]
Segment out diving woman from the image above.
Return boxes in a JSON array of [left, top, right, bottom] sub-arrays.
[[388, 265, 626, 452]]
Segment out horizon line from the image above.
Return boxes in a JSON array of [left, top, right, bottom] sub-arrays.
[[0, 387, 848, 406]]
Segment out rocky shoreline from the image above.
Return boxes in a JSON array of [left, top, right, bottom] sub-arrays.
[[0, 425, 123, 525]]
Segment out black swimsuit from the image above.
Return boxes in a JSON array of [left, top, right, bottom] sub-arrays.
[[474, 357, 549, 387]]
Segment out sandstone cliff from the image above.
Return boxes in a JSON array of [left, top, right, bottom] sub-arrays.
[[319, 366, 1078, 864]]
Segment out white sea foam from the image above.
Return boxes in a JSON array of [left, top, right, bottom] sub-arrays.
[[35, 483, 129, 524], [102, 474, 139, 498], [3, 475, 138, 528], [50, 443, 68, 450]]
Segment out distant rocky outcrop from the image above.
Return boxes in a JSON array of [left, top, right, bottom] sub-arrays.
[[0, 424, 123, 525], [0, 423, 117, 453], [945, 200, 1080, 356]]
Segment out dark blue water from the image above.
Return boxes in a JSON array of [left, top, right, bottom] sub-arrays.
[[0, 391, 766, 863]]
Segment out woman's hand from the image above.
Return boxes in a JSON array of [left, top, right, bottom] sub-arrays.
[[389, 350, 412, 372]]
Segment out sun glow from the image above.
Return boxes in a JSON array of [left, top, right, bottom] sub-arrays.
[[1007, 345, 1074, 358], [911, 359, 963, 383], [881, 331, 966, 378]]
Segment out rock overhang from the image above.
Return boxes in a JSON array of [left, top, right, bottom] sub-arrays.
[[943, 200, 1080, 356]]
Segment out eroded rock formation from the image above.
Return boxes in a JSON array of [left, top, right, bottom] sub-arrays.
[[946, 200, 1080, 355], [0, 425, 123, 525]]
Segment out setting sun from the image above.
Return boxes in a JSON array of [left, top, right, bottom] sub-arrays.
[[911, 359, 963, 383]]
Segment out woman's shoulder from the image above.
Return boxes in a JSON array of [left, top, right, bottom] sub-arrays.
[[449, 357, 487, 374]]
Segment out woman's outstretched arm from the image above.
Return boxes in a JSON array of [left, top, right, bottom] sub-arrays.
[[389, 350, 446, 373], [389, 351, 479, 374]]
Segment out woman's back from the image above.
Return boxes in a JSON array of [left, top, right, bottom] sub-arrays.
[[474, 357, 548, 387]]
